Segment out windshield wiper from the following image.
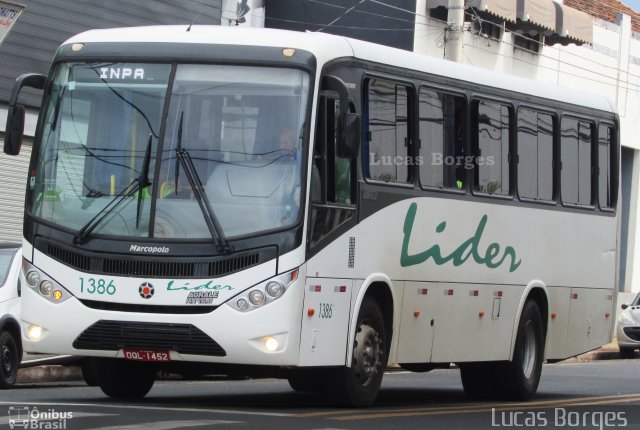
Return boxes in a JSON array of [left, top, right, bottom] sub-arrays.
[[73, 134, 154, 245], [175, 147, 232, 254], [136, 134, 153, 228]]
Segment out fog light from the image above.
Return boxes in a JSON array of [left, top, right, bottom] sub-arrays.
[[236, 298, 249, 311], [249, 290, 265, 306], [27, 325, 43, 341], [39, 280, 53, 296], [264, 336, 279, 352], [265, 281, 284, 298], [26, 270, 41, 287]]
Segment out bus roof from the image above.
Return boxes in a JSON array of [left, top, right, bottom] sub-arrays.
[[64, 26, 614, 114]]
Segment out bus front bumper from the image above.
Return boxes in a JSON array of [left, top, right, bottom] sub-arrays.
[[20, 281, 305, 366]]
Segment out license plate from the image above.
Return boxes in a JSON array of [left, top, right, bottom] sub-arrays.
[[123, 349, 171, 362]]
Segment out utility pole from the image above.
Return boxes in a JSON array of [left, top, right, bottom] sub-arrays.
[[445, 0, 464, 62]]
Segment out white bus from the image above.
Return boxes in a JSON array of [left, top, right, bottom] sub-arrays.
[[4, 26, 618, 406]]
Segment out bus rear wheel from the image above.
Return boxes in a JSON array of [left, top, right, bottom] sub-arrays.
[[94, 358, 156, 399], [328, 296, 387, 407], [459, 362, 495, 399], [493, 300, 545, 401]]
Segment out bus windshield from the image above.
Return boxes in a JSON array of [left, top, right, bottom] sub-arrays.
[[29, 62, 310, 240]]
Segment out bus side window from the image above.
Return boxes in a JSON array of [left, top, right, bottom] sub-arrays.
[[598, 124, 616, 209], [472, 100, 512, 195], [418, 88, 466, 190], [365, 79, 411, 184], [561, 117, 593, 206], [517, 108, 554, 201]]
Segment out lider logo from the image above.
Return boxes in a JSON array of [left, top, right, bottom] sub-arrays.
[[400, 203, 522, 272]]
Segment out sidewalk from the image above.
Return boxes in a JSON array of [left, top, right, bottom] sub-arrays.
[[16, 343, 634, 384]]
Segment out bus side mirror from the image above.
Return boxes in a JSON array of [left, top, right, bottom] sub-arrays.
[[4, 105, 25, 155], [4, 73, 46, 155], [621, 304, 628, 310], [322, 75, 360, 160], [337, 112, 360, 159]]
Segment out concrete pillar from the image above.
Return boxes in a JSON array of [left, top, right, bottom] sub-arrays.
[[445, 0, 465, 62]]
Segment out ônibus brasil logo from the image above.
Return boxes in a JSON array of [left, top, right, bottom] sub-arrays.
[[139, 282, 155, 299]]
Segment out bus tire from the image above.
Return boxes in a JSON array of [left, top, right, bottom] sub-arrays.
[[0, 331, 19, 389], [287, 370, 322, 392], [493, 300, 545, 401], [81, 358, 100, 387], [459, 363, 494, 399], [619, 347, 636, 359], [329, 296, 387, 407], [94, 358, 156, 399]]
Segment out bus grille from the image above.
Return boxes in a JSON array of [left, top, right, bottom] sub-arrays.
[[79, 299, 216, 314], [40, 239, 268, 278], [73, 320, 226, 356]]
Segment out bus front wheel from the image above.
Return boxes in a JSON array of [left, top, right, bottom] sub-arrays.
[[328, 296, 387, 407], [94, 358, 156, 399], [494, 300, 545, 400]]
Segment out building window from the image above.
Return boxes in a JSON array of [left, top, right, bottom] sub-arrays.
[[514, 34, 542, 54], [561, 117, 593, 206], [517, 108, 554, 201], [418, 87, 466, 190], [473, 100, 511, 195], [598, 124, 615, 209], [365, 79, 411, 184], [474, 19, 502, 40]]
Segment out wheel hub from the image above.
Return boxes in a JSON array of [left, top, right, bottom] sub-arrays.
[[352, 323, 383, 387], [522, 321, 537, 379], [2, 344, 13, 375]]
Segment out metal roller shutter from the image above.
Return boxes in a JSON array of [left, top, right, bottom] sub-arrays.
[[0, 138, 32, 244]]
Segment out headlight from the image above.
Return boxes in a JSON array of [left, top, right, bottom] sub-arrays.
[[38, 280, 53, 296], [266, 281, 285, 298], [249, 290, 265, 306], [22, 260, 73, 304], [227, 268, 298, 313], [619, 312, 637, 326], [26, 270, 41, 287]]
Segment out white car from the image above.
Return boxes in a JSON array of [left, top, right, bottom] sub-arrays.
[[617, 293, 640, 358], [0, 244, 21, 388]]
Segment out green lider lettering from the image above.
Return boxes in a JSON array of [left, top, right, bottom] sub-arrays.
[[400, 202, 522, 272], [166, 280, 234, 291]]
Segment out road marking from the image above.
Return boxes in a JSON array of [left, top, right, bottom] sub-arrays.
[[330, 395, 640, 421], [0, 402, 293, 418], [89, 420, 241, 430], [296, 393, 640, 418]]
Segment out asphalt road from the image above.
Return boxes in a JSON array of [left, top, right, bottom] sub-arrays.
[[1, 359, 639, 430]]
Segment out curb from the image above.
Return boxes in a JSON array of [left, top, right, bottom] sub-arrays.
[[17, 365, 83, 384]]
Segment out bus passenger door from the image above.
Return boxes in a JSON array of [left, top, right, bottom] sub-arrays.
[[301, 94, 358, 366]]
